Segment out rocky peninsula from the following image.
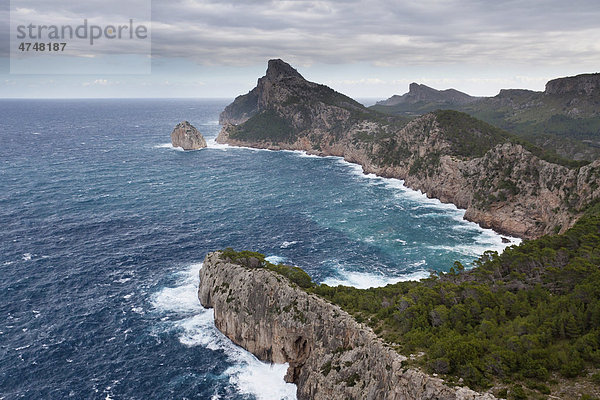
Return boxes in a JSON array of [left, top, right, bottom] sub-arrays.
[[217, 59, 600, 239], [199, 251, 496, 400], [171, 121, 207, 150]]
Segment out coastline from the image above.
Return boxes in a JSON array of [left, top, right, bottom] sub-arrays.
[[214, 59, 600, 241], [217, 133, 526, 242]]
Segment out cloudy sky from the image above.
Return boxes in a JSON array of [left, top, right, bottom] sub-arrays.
[[1, 0, 599, 99]]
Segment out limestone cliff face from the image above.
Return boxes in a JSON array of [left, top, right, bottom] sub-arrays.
[[199, 251, 496, 400], [545, 73, 600, 96], [171, 121, 207, 150], [217, 60, 600, 239]]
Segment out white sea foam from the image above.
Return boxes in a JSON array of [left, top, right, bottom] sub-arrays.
[[295, 152, 321, 158], [280, 241, 298, 249], [282, 149, 342, 161], [409, 260, 427, 268], [283, 150, 321, 158], [226, 357, 296, 400], [153, 143, 184, 151], [151, 262, 297, 399], [205, 137, 230, 150], [131, 306, 144, 314], [205, 138, 276, 153], [154, 143, 211, 152], [428, 230, 521, 259], [265, 255, 287, 264], [328, 154, 521, 256], [322, 268, 429, 289]]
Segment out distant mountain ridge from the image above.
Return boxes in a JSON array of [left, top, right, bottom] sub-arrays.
[[376, 83, 478, 107], [372, 73, 600, 161]]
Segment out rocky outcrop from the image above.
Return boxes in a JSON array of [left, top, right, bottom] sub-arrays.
[[199, 251, 496, 400], [545, 73, 600, 96], [217, 60, 600, 239], [219, 59, 365, 129], [171, 121, 207, 150], [377, 83, 477, 106]]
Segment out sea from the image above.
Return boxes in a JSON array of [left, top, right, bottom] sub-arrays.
[[0, 99, 519, 399]]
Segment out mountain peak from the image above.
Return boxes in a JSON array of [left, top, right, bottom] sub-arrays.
[[376, 83, 475, 106], [265, 59, 304, 81], [408, 83, 438, 96]]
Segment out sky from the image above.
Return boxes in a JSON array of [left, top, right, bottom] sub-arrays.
[[1, 0, 599, 99]]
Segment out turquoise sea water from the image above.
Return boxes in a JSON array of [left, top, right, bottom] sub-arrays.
[[0, 99, 518, 399]]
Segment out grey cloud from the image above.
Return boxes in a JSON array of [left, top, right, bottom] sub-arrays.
[[146, 0, 600, 67], [5, 0, 600, 68]]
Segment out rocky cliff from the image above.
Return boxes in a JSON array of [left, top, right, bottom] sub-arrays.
[[545, 73, 600, 96], [217, 60, 600, 239], [199, 251, 496, 400], [171, 121, 207, 150]]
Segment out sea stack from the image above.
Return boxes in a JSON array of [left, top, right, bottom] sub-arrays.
[[170, 121, 207, 150]]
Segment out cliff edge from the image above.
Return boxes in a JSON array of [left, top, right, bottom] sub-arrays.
[[545, 73, 600, 96], [199, 251, 495, 400]]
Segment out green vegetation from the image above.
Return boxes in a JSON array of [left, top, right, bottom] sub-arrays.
[[219, 247, 314, 289], [434, 110, 508, 157], [229, 109, 296, 142], [229, 81, 410, 145], [309, 203, 600, 393], [371, 90, 600, 162], [225, 90, 259, 120], [220, 248, 266, 263], [220, 202, 600, 395], [408, 152, 441, 176], [370, 110, 585, 182], [370, 100, 463, 117], [265, 262, 314, 289], [434, 110, 587, 167]]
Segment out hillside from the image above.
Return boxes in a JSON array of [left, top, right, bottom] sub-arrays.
[[217, 60, 600, 239], [371, 74, 600, 161], [199, 250, 496, 400], [207, 201, 600, 398], [311, 202, 600, 398]]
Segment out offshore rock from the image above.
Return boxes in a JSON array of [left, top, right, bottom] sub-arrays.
[[171, 121, 207, 150], [198, 251, 496, 400]]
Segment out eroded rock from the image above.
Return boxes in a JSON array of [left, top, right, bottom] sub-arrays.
[[171, 121, 207, 150]]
